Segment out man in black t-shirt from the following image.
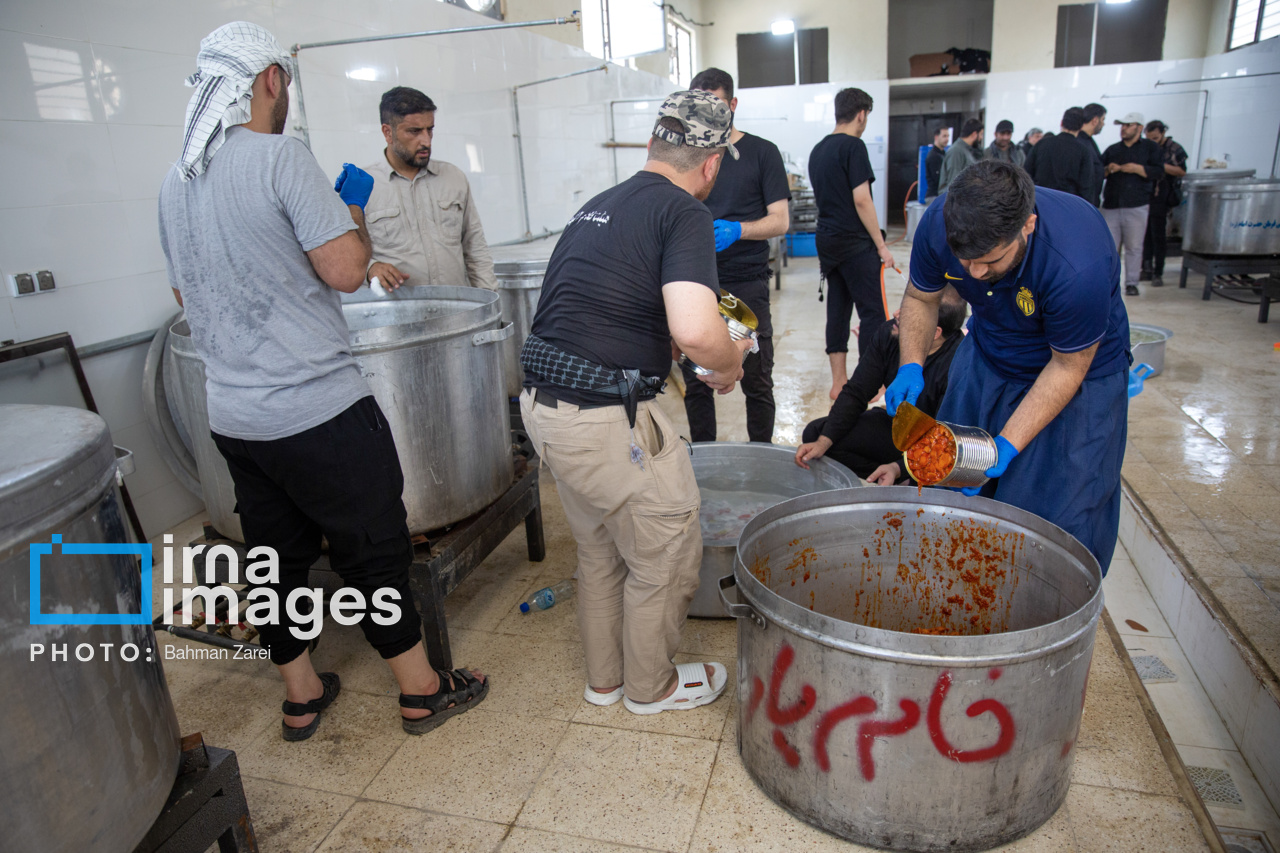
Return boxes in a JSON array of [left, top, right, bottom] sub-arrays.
[[679, 67, 791, 443], [1024, 107, 1093, 200], [808, 87, 896, 401], [1078, 103, 1108, 207], [519, 90, 753, 717], [924, 126, 948, 201], [1102, 111, 1164, 297]]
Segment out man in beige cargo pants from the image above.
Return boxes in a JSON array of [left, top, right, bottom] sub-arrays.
[[519, 91, 753, 715]]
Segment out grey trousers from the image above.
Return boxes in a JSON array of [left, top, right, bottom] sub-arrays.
[[1102, 205, 1149, 287]]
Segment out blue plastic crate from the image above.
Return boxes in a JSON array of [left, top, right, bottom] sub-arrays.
[[787, 232, 817, 257]]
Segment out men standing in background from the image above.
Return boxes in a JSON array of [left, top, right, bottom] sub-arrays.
[[1017, 128, 1043, 161], [1102, 112, 1164, 297], [938, 118, 984, 193], [925, 126, 948, 200], [1142, 120, 1188, 287], [986, 119, 1025, 168], [1078, 103, 1108, 207], [159, 23, 487, 742], [1024, 108, 1092, 200], [362, 87, 496, 291], [809, 88, 896, 400], [681, 68, 791, 443], [519, 91, 750, 715]]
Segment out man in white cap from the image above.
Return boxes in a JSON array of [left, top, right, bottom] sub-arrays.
[[158, 22, 487, 741], [1101, 111, 1164, 296]]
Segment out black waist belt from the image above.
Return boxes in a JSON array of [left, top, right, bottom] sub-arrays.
[[520, 333, 664, 428]]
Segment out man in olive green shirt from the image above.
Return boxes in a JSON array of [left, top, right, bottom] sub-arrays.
[[362, 86, 497, 291]]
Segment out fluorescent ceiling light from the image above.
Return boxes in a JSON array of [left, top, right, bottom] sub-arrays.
[[346, 67, 378, 81], [771, 19, 795, 35], [1104, 0, 1132, 4]]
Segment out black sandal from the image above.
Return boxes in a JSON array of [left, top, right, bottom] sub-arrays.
[[281, 671, 341, 742], [399, 667, 490, 735]]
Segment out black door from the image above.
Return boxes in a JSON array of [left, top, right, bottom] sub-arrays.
[[887, 112, 961, 225]]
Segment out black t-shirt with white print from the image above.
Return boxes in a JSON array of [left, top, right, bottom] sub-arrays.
[[527, 170, 719, 406]]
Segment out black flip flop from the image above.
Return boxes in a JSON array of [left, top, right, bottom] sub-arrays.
[[400, 667, 490, 735], [281, 671, 341, 741]]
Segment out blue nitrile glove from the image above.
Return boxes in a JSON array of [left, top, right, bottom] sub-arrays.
[[884, 363, 925, 415], [959, 436, 1019, 495], [334, 163, 374, 209], [713, 219, 743, 252]]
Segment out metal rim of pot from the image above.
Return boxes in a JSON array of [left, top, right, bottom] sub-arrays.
[[141, 311, 202, 497], [722, 486, 1104, 668], [342, 284, 507, 354]]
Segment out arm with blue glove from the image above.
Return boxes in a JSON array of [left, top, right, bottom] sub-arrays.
[[305, 164, 374, 294], [712, 199, 791, 252], [885, 282, 944, 415]]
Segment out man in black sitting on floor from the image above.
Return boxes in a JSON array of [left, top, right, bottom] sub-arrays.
[[794, 286, 968, 481]]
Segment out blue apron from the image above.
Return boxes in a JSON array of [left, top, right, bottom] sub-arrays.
[[936, 336, 1128, 575]]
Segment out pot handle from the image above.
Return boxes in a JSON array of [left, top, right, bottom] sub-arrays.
[[472, 323, 516, 346], [719, 574, 766, 629], [114, 445, 135, 486]]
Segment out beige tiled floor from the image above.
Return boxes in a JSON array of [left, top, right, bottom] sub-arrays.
[[161, 252, 1221, 852]]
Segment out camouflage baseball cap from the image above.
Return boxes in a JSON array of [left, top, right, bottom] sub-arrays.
[[653, 90, 739, 160]]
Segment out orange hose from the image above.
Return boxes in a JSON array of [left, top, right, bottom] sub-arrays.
[[885, 180, 916, 244]]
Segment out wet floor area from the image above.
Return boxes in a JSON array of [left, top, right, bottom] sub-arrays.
[[150, 246, 1280, 852]]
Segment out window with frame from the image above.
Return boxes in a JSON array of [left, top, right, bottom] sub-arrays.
[[668, 18, 694, 87], [582, 0, 667, 63], [1229, 0, 1280, 49]]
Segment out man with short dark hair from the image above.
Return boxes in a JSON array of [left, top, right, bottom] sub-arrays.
[[1141, 120, 1188, 287], [1102, 111, 1164, 297], [1024, 108, 1092, 200], [681, 67, 791, 443], [884, 161, 1131, 574], [361, 86, 495, 291], [159, 23, 487, 741], [808, 87, 895, 400], [986, 119, 1025, 168], [938, 118, 984, 192], [519, 90, 752, 715], [794, 286, 968, 480], [925, 126, 948, 200], [1078, 103, 1108, 207]]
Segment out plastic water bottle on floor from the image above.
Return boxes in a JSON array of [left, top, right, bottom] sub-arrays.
[[520, 580, 575, 613]]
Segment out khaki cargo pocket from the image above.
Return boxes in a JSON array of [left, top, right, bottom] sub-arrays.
[[627, 504, 699, 587], [437, 198, 465, 239]]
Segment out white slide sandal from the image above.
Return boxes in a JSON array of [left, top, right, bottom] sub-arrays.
[[623, 662, 727, 715], [583, 684, 624, 706]]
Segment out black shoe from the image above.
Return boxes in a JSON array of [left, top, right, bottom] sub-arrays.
[[281, 671, 341, 741], [1151, 276, 1164, 287], [1125, 284, 1140, 296], [1139, 268, 1153, 282]]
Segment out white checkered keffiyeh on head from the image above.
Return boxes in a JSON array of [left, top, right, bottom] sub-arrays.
[[178, 21, 296, 181]]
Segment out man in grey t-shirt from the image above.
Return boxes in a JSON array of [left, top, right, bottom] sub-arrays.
[[158, 22, 487, 741]]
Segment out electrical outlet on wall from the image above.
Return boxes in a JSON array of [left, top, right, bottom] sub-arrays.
[[35, 270, 55, 291], [6, 272, 36, 297]]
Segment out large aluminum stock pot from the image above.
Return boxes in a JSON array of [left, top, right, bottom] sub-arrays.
[[720, 487, 1103, 852], [1183, 179, 1280, 255], [169, 286, 515, 538], [491, 242, 556, 399], [342, 285, 515, 531], [689, 442, 858, 617], [0, 405, 181, 852]]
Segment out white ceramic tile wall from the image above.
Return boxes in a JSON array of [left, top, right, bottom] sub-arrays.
[[733, 81, 893, 225]]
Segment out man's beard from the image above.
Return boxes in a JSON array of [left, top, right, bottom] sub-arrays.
[[394, 142, 430, 169], [270, 89, 289, 135], [979, 236, 1027, 283]]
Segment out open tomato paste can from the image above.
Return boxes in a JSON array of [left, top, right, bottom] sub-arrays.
[[902, 422, 997, 490]]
